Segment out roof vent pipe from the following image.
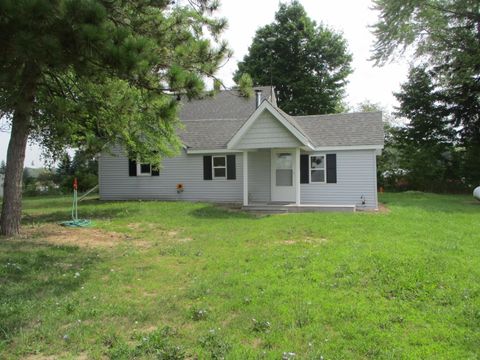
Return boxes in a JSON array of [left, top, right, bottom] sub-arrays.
[[255, 89, 262, 108]]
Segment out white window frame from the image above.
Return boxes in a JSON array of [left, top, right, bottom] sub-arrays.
[[309, 154, 327, 183], [137, 162, 152, 176], [212, 155, 227, 179]]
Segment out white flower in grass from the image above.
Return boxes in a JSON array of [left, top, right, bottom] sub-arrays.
[[63, 334, 69, 340], [74, 272, 80, 278]]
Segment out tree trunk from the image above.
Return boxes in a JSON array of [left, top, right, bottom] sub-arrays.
[[0, 64, 39, 237]]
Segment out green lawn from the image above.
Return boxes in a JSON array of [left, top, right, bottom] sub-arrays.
[[0, 193, 479, 359]]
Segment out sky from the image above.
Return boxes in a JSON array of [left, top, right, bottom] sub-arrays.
[[0, 0, 409, 167]]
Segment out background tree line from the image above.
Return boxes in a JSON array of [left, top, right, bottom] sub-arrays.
[[2, 150, 98, 197], [372, 0, 480, 193]]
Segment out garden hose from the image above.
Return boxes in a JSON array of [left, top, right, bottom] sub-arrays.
[[60, 178, 92, 227]]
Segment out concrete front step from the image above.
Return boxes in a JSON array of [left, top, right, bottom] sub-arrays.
[[242, 204, 356, 213]]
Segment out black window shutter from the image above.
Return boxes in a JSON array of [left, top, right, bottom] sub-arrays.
[[128, 159, 137, 176], [203, 155, 212, 180], [151, 167, 159, 176], [226, 155, 236, 180], [326, 154, 337, 183], [300, 154, 309, 184]]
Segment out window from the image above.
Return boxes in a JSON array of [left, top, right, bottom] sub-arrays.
[[212, 156, 226, 179], [275, 153, 293, 186], [137, 163, 152, 176], [310, 155, 326, 183]]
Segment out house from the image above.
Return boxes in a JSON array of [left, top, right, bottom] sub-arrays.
[[99, 87, 384, 210]]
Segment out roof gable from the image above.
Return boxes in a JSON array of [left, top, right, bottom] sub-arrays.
[[227, 100, 314, 150]]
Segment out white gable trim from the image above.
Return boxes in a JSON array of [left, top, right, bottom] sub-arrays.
[[186, 149, 243, 154], [227, 100, 314, 150], [312, 145, 384, 151], [186, 145, 383, 154]]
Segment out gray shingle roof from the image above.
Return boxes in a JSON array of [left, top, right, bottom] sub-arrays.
[[294, 112, 384, 147], [178, 119, 246, 150], [179, 86, 274, 121], [177, 89, 384, 150]]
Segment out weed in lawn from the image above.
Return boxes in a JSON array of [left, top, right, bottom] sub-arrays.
[[199, 329, 231, 359], [190, 307, 208, 321], [293, 303, 313, 328], [105, 327, 185, 359], [251, 319, 271, 333]]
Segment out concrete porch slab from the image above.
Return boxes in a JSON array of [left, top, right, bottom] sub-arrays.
[[242, 202, 356, 213]]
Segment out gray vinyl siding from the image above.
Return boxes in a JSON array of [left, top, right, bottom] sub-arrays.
[[99, 147, 379, 209], [300, 150, 379, 209], [247, 149, 270, 202], [99, 146, 243, 202], [235, 110, 302, 149]]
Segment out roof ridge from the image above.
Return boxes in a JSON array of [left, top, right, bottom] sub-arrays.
[[182, 118, 245, 122], [295, 111, 382, 119]]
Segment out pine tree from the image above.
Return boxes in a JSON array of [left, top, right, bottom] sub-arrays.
[[394, 67, 458, 191], [0, 0, 229, 235], [56, 154, 72, 177]]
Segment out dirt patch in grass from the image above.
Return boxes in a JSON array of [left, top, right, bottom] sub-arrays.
[[283, 236, 328, 245], [24, 353, 88, 360], [17, 224, 130, 248], [378, 203, 390, 213], [126, 224, 192, 243], [356, 203, 390, 213]]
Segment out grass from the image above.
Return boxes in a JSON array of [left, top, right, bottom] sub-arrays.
[[0, 192, 479, 359]]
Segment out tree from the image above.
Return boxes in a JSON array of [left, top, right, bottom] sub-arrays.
[[0, 0, 229, 236], [394, 67, 459, 192], [0, 160, 5, 175], [56, 154, 72, 178], [371, 0, 480, 186], [55, 150, 98, 193], [355, 101, 402, 190], [234, 1, 352, 115]]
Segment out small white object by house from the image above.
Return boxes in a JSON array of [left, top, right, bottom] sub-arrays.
[[474, 186, 480, 201]]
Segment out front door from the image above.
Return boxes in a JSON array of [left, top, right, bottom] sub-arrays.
[[271, 149, 296, 202]]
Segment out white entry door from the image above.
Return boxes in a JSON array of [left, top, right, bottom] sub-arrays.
[[271, 149, 296, 202]]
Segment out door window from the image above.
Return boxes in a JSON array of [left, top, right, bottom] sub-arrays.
[[275, 153, 293, 186]]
